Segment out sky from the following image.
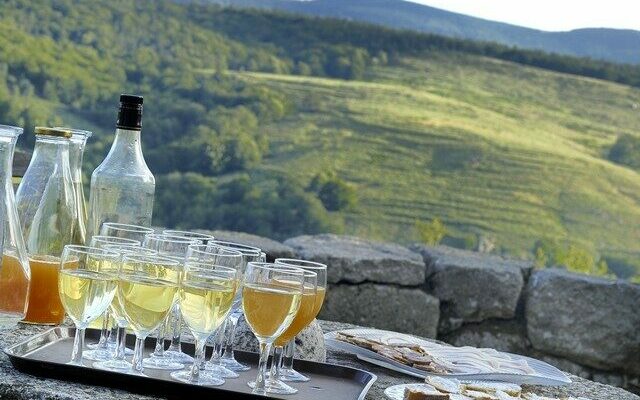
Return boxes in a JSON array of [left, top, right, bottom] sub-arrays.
[[408, 0, 640, 32]]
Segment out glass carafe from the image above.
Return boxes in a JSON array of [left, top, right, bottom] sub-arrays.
[[16, 127, 78, 325], [63, 128, 92, 246], [0, 125, 30, 329]]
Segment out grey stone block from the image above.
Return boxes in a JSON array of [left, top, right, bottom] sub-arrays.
[[284, 234, 425, 285]]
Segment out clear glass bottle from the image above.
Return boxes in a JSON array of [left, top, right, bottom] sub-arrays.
[[62, 128, 92, 246], [0, 125, 30, 329], [16, 127, 77, 324], [87, 94, 155, 241]]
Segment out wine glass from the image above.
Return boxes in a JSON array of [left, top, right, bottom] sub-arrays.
[[57, 245, 120, 365], [242, 262, 304, 395], [84, 235, 142, 361], [170, 263, 238, 385], [266, 268, 318, 394], [93, 244, 158, 372], [273, 259, 328, 383], [206, 240, 265, 372], [186, 244, 244, 379], [142, 233, 199, 369], [162, 229, 214, 244], [116, 254, 180, 375], [99, 222, 154, 242]]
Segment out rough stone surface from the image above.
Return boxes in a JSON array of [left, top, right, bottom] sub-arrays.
[[319, 283, 440, 338], [526, 268, 640, 374], [284, 234, 425, 285], [0, 321, 638, 400], [412, 245, 527, 333], [196, 229, 296, 261], [233, 316, 326, 362], [441, 319, 530, 355]]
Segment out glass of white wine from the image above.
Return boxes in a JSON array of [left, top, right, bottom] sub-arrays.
[[99, 222, 154, 242], [171, 263, 238, 385], [117, 253, 180, 375], [274, 259, 328, 383], [57, 245, 120, 366], [162, 229, 214, 244], [206, 240, 265, 372], [84, 235, 141, 362], [186, 244, 244, 379], [242, 262, 304, 395], [93, 244, 158, 372], [266, 267, 318, 395], [142, 233, 199, 369]]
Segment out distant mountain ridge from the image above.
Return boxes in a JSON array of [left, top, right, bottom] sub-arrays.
[[202, 0, 640, 64]]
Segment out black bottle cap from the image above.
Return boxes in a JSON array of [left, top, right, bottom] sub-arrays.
[[116, 94, 143, 131]]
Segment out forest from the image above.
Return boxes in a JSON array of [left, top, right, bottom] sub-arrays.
[[1, 0, 640, 280]]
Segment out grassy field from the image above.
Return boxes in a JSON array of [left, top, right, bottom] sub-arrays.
[[205, 52, 640, 259]]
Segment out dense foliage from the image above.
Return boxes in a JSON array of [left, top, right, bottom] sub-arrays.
[[0, 0, 639, 281], [608, 134, 640, 170]]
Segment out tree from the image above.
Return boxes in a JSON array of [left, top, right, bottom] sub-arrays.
[[415, 218, 447, 246], [608, 134, 640, 170], [307, 171, 357, 211]]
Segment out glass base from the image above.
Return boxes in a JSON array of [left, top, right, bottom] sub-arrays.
[[248, 379, 298, 395], [164, 350, 194, 364], [143, 356, 184, 370], [220, 357, 250, 372], [171, 370, 225, 386], [279, 367, 310, 382], [94, 359, 132, 372], [83, 348, 114, 362], [203, 362, 239, 378]]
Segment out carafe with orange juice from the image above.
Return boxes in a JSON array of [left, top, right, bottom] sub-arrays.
[[16, 127, 79, 325], [0, 125, 30, 329]]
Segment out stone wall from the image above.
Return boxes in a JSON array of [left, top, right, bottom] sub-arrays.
[[202, 231, 640, 394]]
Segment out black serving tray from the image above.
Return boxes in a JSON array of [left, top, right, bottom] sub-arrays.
[[4, 327, 376, 400]]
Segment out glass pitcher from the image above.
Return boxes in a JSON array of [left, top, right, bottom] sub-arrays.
[[0, 125, 30, 329], [61, 128, 92, 246], [16, 127, 78, 324]]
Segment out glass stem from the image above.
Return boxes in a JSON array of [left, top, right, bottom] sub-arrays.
[[269, 345, 284, 383], [131, 337, 145, 374], [97, 311, 110, 347], [191, 338, 205, 383], [282, 339, 295, 371], [153, 316, 167, 356], [207, 323, 225, 366], [221, 314, 239, 360], [107, 324, 118, 348], [115, 326, 127, 360], [167, 302, 182, 353], [253, 341, 272, 394], [70, 328, 85, 365]]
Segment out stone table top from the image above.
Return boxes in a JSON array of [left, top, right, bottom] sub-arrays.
[[1, 321, 638, 400]]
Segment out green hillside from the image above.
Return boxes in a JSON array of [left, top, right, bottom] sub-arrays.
[[1, 0, 640, 278]]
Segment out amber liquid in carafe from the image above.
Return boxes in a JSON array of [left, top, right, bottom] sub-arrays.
[[0, 254, 30, 320], [23, 256, 67, 324]]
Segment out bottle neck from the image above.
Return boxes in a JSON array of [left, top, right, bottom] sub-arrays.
[[106, 128, 144, 161], [32, 136, 71, 167]]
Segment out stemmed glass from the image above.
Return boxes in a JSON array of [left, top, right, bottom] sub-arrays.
[[170, 263, 238, 385], [273, 259, 328, 384], [142, 233, 199, 369], [186, 244, 244, 379], [84, 235, 142, 361], [242, 262, 304, 395], [266, 268, 318, 394], [93, 244, 158, 371], [162, 229, 214, 244], [206, 240, 265, 372], [100, 222, 155, 242], [116, 254, 180, 375], [57, 245, 120, 365]]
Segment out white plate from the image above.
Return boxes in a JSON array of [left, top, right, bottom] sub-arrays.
[[384, 383, 437, 400], [325, 329, 571, 386]]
